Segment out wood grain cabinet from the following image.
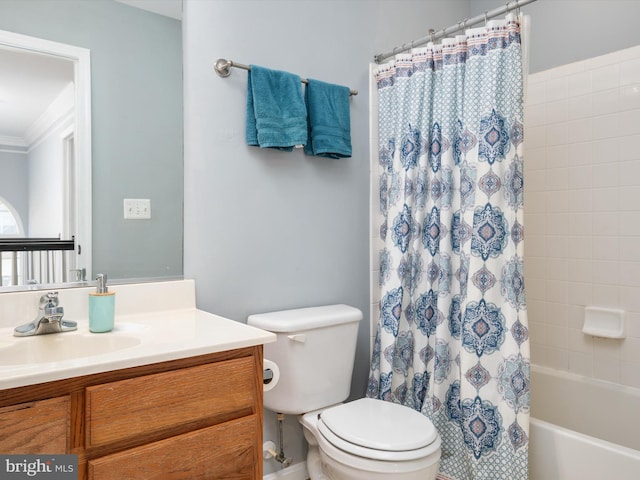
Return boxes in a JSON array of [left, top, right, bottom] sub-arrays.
[[0, 346, 264, 480], [0, 396, 70, 454]]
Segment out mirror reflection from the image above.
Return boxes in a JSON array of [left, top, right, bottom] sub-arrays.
[[0, 32, 90, 288], [0, 0, 184, 292]]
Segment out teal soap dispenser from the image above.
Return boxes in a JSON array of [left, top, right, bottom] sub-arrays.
[[89, 274, 115, 333]]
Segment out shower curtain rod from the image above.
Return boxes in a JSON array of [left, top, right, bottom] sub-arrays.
[[214, 58, 358, 96], [374, 0, 538, 64]]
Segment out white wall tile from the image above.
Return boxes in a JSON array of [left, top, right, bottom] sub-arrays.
[[525, 48, 640, 388], [568, 258, 592, 282], [568, 141, 594, 166], [620, 58, 640, 85], [568, 71, 592, 97], [547, 144, 568, 167], [546, 122, 569, 145], [619, 109, 640, 136], [592, 113, 619, 140], [525, 103, 546, 126], [569, 350, 593, 376], [621, 361, 640, 389], [546, 77, 569, 101], [568, 165, 592, 189], [619, 85, 640, 111], [591, 187, 618, 212], [547, 100, 568, 123], [620, 160, 640, 186], [568, 95, 592, 120], [546, 190, 568, 212], [591, 138, 619, 164], [591, 260, 618, 285], [568, 118, 592, 143], [592, 64, 619, 92]]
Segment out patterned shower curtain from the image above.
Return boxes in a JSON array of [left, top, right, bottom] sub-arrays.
[[367, 14, 530, 480]]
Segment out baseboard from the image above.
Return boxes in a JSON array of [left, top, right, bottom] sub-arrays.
[[263, 461, 309, 480]]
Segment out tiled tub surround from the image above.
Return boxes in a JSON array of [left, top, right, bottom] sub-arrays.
[[524, 44, 640, 388]]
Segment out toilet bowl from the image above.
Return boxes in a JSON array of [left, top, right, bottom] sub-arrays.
[[301, 398, 441, 480], [247, 305, 442, 480]]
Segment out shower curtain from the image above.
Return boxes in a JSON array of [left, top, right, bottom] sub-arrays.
[[368, 14, 530, 480]]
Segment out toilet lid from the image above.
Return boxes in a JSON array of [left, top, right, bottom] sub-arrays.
[[318, 398, 439, 459]]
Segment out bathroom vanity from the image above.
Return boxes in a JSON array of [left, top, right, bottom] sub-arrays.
[[0, 280, 275, 479]]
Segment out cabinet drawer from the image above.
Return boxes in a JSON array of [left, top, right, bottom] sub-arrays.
[[86, 356, 257, 447], [87, 414, 259, 480], [0, 396, 69, 454]]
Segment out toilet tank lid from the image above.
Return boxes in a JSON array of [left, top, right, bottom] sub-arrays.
[[247, 304, 362, 332]]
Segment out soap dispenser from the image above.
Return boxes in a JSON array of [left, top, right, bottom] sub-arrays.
[[89, 274, 115, 333]]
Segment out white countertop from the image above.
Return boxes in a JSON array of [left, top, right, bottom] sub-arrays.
[[0, 280, 276, 390]]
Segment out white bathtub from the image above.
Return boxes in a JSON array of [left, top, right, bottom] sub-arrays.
[[529, 365, 640, 479]]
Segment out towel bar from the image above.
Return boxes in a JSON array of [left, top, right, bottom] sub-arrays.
[[214, 58, 358, 96]]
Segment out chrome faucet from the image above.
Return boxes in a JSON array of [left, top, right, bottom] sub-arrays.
[[13, 292, 78, 337]]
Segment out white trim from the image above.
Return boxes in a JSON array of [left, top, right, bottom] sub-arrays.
[[263, 461, 309, 480], [0, 134, 27, 149], [24, 82, 75, 150], [0, 29, 92, 281]]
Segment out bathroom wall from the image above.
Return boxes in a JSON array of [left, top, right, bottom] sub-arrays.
[[182, 1, 469, 475], [524, 45, 640, 388]]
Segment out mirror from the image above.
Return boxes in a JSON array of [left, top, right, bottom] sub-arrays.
[[0, 0, 184, 292], [0, 29, 91, 288]]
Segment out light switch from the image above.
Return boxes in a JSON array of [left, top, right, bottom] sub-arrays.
[[123, 198, 151, 219]]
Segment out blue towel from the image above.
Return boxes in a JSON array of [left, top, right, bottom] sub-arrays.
[[304, 79, 352, 159], [246, 65, 308, 151]]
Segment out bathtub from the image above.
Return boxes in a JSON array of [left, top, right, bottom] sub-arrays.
[[529, 365, 640, 479]]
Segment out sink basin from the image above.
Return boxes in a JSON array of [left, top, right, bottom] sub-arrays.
[[0, 332, 141, 365]]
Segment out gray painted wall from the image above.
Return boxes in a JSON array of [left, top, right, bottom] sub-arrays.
[[182, 0, 469, 474], [469, 0, 640, 73], [0, 0, 183, 280]]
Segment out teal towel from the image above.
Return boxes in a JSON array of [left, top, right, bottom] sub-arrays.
[[246, 65, 308, 151], [304, 79, 352, 159]]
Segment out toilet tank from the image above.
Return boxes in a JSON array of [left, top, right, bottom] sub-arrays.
[[248, 304, 362, 415]]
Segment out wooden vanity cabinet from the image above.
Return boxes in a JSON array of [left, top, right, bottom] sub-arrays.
[[0, 396, 70, 454], [0, 346, 264, 480]]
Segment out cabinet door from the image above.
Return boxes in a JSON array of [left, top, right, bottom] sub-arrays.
[[85, 356, 257, 448], [0, 396, 69, 453], [87, 414, 260, 480]]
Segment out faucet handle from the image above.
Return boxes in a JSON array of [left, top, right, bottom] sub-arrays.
[[39, 291, 60, 310], [70, 268, 86, 282]]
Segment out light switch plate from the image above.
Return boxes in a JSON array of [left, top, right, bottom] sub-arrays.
[[123, 198, 151, 219]]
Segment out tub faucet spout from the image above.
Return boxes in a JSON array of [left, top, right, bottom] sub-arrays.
[[13, 292, 77, 337]]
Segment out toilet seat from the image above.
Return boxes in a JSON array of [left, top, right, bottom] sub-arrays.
[[317, 398, 440, 462]]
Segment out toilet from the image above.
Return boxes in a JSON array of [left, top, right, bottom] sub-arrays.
[[248, 304, 441, 480]]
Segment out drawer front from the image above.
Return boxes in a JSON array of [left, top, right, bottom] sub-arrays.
[[0, 396, 69, 454], [86, 356, 257, 447], [87, 414, 260, 480]]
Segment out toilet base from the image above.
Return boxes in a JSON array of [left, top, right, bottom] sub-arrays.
[[305, 443, 440, 480], [301, 409, 440, 480]]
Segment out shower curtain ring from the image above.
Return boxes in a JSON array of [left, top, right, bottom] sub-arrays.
[[428, 28, 435, 44], [484, 11, 488, 26]]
